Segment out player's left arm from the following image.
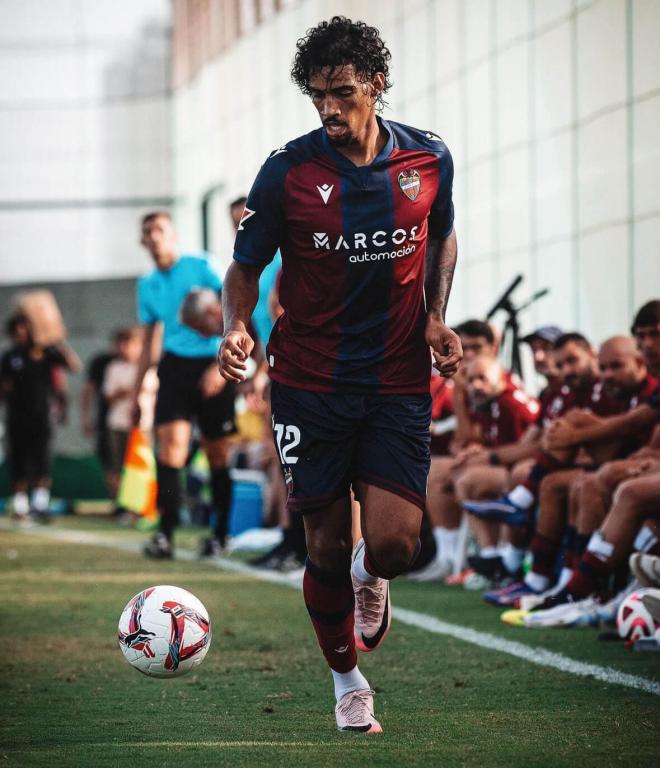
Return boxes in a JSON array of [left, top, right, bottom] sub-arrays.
[[425, 230, 462, 377]]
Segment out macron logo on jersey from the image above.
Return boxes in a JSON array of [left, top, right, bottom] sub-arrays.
[[238, 207, 255, 231], [316, 183, 334, 204], [313, 233, 329, 248]]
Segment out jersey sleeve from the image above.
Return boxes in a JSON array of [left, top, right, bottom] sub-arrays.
[[428, 149, 454, 240], [233, 154, 288, 267], [137, 278, 157, 325], [45, 346, 68, 368]]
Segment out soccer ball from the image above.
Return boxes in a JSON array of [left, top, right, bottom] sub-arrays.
[[616, 589, 658, 643], [118, 585, 211, 677]]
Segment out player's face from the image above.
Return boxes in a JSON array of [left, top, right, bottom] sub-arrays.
[[308, 65, 383, 147], [460, 335, 497, 362], [529, 338, 559, 379], [633, 324, 660, 375], [119, 335, 142, 364], [599, 347, 644, 395], [11, 319, 30, 346], [141, 216, 177, 269], [555, 342, 596, 389], [466, 359, 501, 405]]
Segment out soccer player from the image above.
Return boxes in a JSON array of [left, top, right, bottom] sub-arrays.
[[218, 17, 460, 733], [130, 211, 236, 559]]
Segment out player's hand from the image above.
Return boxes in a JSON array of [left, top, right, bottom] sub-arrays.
[[451, 444, 486, 470], [200, 364, 227, 398], [218, 330, 254, 382], [543, 418, 579, 449], [426, 317, 463, 378]]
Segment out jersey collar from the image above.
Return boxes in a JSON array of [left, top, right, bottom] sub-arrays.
[[321, 116, 394, 169]]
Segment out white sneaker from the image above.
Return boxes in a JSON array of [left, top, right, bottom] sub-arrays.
[[405, 552, 452, 582], [523, 596, 600, 628], [630, 553, 660, 588], [519, 582, 571, 612], [335, 688, 383, 733], [351, 539, 391, 653]]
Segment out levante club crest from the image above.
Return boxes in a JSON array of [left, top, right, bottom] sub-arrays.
[[398, 169, 421, 201]]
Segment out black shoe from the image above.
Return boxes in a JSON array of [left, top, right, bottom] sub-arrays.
[[144, 533, 173, 559], [468, 554, 509, 581], [199, 537, 224, 558], [249, 539, 292, 568], [529, 587, 571, 612], [32, 510, 51, 525]]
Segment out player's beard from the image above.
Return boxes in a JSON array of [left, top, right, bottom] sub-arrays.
[[323, 121, 355, 147]]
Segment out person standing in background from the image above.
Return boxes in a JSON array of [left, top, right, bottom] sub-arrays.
[[130, 211, 236, 559], [1, 314, 80, 521]]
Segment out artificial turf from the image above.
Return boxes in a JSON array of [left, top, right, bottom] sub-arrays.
[[1, 518, 658, 767]]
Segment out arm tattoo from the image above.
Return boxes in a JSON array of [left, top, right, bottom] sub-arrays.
[[425, 231, 457, 322]]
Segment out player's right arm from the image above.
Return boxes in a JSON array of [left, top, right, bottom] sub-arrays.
[[544, 404, 657, 449], [129, 322, 162, 426], [219, 149, 287, 383], [219, 262, 263, 382]]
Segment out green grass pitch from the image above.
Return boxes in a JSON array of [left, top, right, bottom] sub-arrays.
[[1, 518, 658, 767]]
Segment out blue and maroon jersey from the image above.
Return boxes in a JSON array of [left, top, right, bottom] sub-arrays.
[[233, 118, 454, 394]]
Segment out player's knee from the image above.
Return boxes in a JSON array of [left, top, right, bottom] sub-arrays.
[[368, 535, 418, 578], [305, 530, 352, 571]]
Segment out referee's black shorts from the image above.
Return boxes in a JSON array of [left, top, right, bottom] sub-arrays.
[[155, 353, 236, 440]]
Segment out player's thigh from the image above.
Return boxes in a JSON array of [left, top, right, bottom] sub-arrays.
[[429, 455, 456, 491], [154, 354, 199, 428], [355, 481, 423, 564], [355, 393, 432, 513], [197, 381, 237, 443], [510, 458, 535, 486], [156, 420, 192, 467], [269, 381, 358, 514], [454, 465, 509, 501], [614, 471, 660, 511]]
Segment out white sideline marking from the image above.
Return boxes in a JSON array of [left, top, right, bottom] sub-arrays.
[[5, 522, 660, 697]]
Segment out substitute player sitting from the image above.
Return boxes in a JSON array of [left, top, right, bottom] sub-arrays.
[[218, 17, 461, 733]]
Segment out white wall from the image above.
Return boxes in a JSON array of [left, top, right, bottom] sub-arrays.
[[0, 0, 173, 284], [172, 0, 660, 343]]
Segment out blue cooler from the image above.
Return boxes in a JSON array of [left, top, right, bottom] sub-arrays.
[[227, 469, 264, 536]]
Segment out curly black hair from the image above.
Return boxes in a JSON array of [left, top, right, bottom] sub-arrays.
[[291, 16, 392, 112]]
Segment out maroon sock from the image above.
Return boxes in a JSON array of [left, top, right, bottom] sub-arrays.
[[567, 551, 611, 599], [522, 451, 564, 497], [530, 533, 561, 578], [303, 558, 356, 673]]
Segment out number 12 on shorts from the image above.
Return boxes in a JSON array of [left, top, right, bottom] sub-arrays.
[[272, 420, 301, 465]]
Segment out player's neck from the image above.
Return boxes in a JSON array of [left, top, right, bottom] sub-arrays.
[[334, 115, 387, 167]]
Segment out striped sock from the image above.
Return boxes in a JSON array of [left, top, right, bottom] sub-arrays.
[[303, 558, 356, 673]]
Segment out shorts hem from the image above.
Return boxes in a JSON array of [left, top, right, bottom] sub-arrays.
[[287, 489, 348, 514], [356, 471, 426, 512]]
